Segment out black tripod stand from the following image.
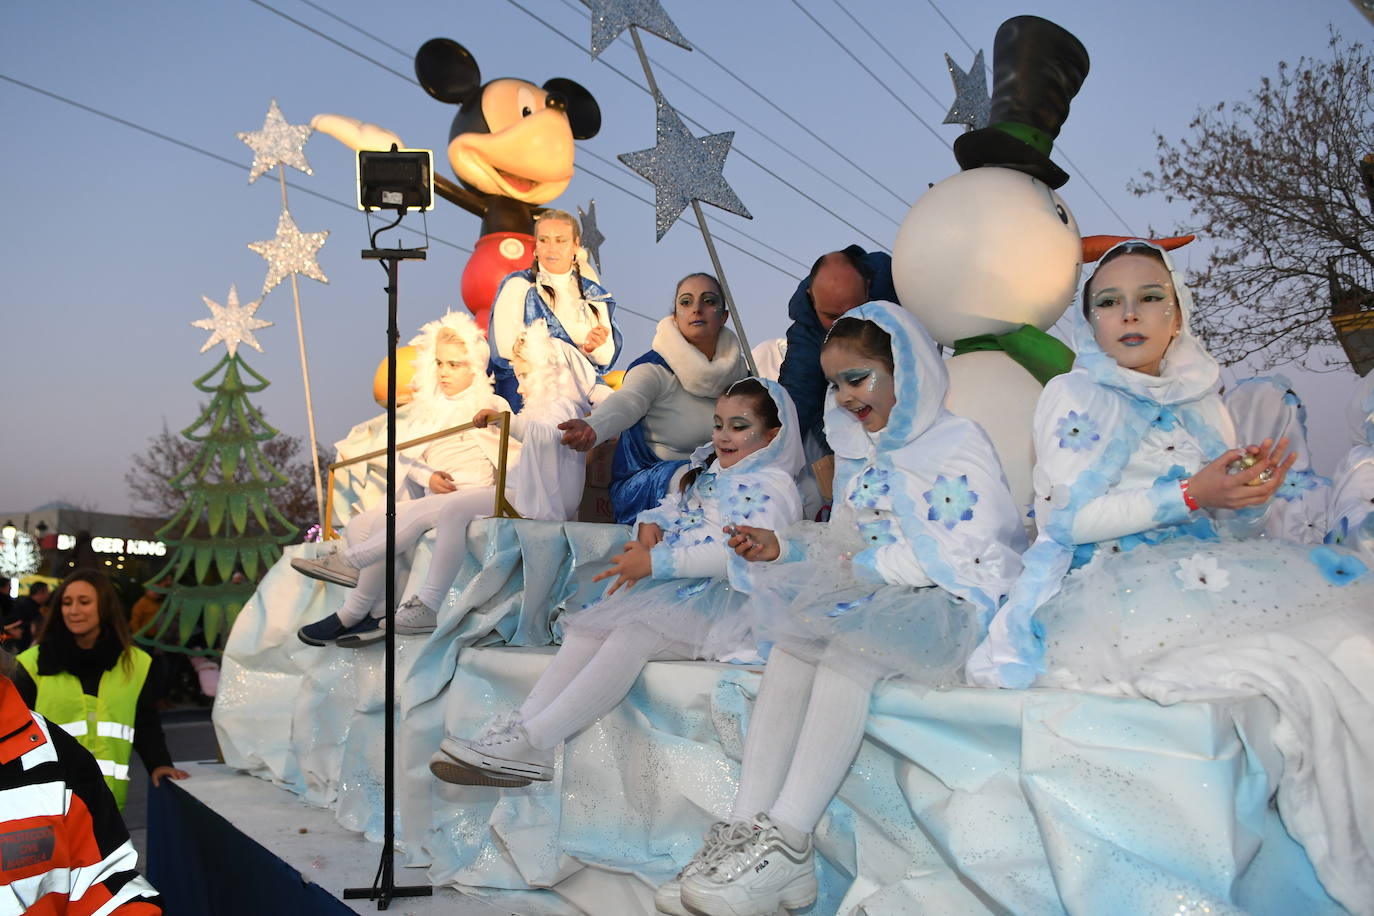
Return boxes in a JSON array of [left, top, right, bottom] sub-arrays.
[[343, 210, 433, 909]]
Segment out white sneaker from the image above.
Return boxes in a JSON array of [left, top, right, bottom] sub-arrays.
[[432, 718, 554, 783], [391, 595, 437, 634], [290, 548, 359, 588], [680, 814, 816, 916], [654, 820, 733, 915]]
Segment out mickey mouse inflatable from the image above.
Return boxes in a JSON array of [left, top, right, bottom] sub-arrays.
[[314, 38, 600, 328]]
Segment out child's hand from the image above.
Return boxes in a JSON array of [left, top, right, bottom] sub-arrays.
[[637, 522, 664, 547], [471, 408, 501, 428], [593, 541, 654, 594], [582, 325, 610, 354], [726, 525, 779, 562], [1186, 437, 1296, 509], [429, 471, 457, 494]]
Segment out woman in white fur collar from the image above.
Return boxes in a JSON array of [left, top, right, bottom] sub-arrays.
[[558, 273, 750, 524]]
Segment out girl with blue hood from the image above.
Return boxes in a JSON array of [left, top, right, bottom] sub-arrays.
[[430, 378, 804, 790], [671, 301, 1027, 916], [962, 240, 1374, 690]]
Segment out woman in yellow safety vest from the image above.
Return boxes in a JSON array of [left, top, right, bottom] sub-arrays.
[[12, 569, 187, 810]]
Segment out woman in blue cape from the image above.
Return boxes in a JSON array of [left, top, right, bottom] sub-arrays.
[[558, 273, 750, 524]]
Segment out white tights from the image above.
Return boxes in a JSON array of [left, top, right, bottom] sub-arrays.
[[729, 647, 877, 837], [411, 487, 500, 610], [336, 488, 494, 625], [517, 625, 681, 750]]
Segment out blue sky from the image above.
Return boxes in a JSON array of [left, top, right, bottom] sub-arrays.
[[2, 0, 1368, 516]]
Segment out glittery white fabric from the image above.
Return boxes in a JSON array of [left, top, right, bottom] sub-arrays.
[[216, 518, 1346, 915]]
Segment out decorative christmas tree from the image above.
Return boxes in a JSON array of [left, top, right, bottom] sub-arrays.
[[137, 286, 298, 655]]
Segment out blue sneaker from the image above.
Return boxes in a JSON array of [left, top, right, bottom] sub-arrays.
[[297, 613, 378, 647], [335, 615, 384, 649]]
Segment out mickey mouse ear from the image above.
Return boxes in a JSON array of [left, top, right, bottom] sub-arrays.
[[543, 78, 601, 140], [1081, 234, 1196, 263], [415, 38, 481, 105]]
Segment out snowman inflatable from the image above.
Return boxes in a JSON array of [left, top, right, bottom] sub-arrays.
[[892, 16, 1087, 520]]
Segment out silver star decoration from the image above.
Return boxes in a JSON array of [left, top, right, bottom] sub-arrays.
[[943, 50, 991, 131], [248, 208, 329, 295], [237, 99, 313, 183], [618, 94, 751, 241], [580, 0, 691, 59], [577, 199, 606, 273], [192, 285, 272, 357]]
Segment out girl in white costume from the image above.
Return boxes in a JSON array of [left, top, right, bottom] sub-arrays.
[[968, 240, 1374, 912], [963, 240, 1374, 689], [1223, 374, 1331, 543], [429, 378, 804, 788], [1326, 371, 1374, 563], [671, 302, 1027, 916], [293, 312, 512, 647], [389, 319, 610, 633]]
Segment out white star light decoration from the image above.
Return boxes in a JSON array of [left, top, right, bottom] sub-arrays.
[[619, 95, 751, 241], [192, 285, 273, 357], [578, 199, 606, 272], [237, 99, 313, 183], [248, 209, 329, 295], [580, 0, 691, 59], [943, 50, 992, 131]]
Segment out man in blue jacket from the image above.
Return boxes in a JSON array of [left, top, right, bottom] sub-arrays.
[[778, 245, 899, 452]]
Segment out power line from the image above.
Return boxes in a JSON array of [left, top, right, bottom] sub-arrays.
[[294, 0, 412, 59], [501, 0, 892, 252], [0, 71, 466, 254], [550, 0, 904, 227], [246, 0, 414, 84], [830, 0, 945, 110], [789, 0, 952, 154], [251, 0, 815, 274]]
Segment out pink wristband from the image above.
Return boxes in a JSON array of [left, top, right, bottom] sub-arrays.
[[1180, 478, 1199, 512]]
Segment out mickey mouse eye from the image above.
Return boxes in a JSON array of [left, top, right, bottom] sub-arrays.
[[521, 106, 533, 118], [1055, 204, 1069, 225]]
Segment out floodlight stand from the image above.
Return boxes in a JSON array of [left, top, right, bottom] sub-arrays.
[[343, 210, 432, 909]]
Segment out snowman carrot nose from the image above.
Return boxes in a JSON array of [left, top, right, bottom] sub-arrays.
[[1081, 234, 1196, 263]]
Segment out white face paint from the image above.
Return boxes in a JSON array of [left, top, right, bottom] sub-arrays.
[[712, 394, 779, 468], [1087, 254, 1183, 377]]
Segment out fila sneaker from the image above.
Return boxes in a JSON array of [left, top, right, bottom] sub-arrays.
[[680, 814, 816, 916]]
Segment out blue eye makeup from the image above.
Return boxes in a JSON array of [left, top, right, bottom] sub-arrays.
[[838, 369, 874, 386]]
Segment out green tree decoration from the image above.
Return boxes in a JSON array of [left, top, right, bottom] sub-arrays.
[[137, 286, 297, 655]]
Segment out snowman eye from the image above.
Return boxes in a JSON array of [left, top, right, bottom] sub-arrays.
[[1055, 204, 1069, 225]]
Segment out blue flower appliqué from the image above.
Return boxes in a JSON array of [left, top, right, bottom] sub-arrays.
[[1152, 406, 1179, 431], [827, 591, 876, 617], [858, 519, 897, 548], [1309, 545, 1369, 586], [924, 475, 979, 529], [726, 481, 771, 520], [1277, 468, 1319, 502], [851, 466, 891, 508], [1325, 516, 1348, 546], [1055, 410, 1101, 451], [694, 472, 717, 498]]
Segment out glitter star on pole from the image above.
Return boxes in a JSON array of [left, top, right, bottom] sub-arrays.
[[943, 51, 991, 131], [618, 95, 751, 241], [237, 99, 314, 183], [577, 199, 606, 273], [248, 208, 329, 296], [192, 285, 272, 357], [580, 0, 691, 59]]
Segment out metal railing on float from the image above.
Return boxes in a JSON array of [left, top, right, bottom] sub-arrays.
[[321, 411, 520, 540]]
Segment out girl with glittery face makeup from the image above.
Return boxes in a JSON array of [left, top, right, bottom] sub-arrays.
[[1084, 252, 1182, 377], [712, 393, 781, 468]]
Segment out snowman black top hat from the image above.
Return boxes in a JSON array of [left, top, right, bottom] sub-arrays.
[[953, 15, 1089, 189]]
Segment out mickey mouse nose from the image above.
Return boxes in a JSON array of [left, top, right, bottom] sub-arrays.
[[545, 91, 568, 112]]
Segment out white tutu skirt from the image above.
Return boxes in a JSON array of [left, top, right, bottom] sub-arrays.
[[1037, 536, 1374, 690], [740, 524, 978, 686], [562, 576, 751, 661]]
